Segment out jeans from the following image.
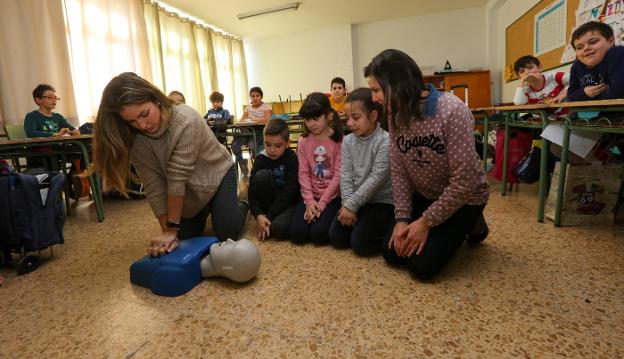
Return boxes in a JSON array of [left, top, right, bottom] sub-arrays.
[[178, 165, 248, 241]]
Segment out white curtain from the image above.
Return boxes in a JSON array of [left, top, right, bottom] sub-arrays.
[[231, 39, 249, 120], [64, 0, 152, 123], [0, 0, 78, 127], [148, 5, 206, 114], [144, 1, 249, 119], [194, 26, 217, 113]]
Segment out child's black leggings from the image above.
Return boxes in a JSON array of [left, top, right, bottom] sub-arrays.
[[382, 193, 486, 280], [289, 197, 341, 244], [329, 203, 395, 256]]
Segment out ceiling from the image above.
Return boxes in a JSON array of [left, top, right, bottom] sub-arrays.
[[162, 0, 490, 40]]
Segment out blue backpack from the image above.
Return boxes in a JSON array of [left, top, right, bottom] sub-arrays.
[[0, 172, 65, 252]]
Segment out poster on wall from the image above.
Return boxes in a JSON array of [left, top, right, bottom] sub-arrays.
[[535, 0, 568, 55], [604, 0, 624, 45], [575, 0, 606, 24]]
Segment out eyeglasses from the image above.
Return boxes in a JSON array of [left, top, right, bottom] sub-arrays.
[[41, 96, 61, 101]]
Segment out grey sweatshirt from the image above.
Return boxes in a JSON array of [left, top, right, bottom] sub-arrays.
[[131, 104, 233, 218], [340, 123, 394, 212]]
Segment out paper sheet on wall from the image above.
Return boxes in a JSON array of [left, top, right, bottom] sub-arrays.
[[605, 0, 624, 45], [560, 43, 577, 62], [535, 0, 568, 55], [578, 0, 607, 12]]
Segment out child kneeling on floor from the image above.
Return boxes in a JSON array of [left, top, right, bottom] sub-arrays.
[[248, 119, 300, 240], [329, 88, 394, 255], [289, 93, 343, 244]]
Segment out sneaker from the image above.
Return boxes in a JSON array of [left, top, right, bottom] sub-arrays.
[[466, 213, 489, 245]]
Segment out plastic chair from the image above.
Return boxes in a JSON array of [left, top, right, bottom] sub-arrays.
[[3, 124, 27, 140]]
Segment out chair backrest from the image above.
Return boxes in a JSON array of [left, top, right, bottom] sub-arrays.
[[4, 124, 27, 140]]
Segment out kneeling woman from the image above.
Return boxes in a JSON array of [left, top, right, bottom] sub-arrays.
[[365, 50, 490, 280], [93, 72, 247, 257]]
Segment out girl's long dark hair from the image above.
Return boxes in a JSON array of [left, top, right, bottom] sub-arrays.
[[346, 87, 385, 130], [299, 92, 343, 142], [364, 49, 426, 129]]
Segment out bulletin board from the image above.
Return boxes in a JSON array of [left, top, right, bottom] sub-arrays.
[[505, 0, 580, 81]]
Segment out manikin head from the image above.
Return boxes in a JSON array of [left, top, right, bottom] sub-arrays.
[[200, 238, 261, 283]]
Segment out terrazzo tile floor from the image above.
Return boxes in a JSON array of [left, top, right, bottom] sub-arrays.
[[1, 179, 623, 358]]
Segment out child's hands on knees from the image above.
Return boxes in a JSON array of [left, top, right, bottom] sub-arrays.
[[389, 222, 408, 255], [256, 215, 271, 241], [304, 202, 321, 223], [400, 217, 430, 257], [337, 207, 357, 227]]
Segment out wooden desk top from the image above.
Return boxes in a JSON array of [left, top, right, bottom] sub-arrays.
[[493, 103, 550, 111], [548, 99, 624, 108], [0, 134, 92, 146]]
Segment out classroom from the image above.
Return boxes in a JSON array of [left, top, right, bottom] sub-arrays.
[[1, 0, 623, 357]]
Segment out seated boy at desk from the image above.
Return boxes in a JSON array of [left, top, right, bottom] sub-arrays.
[[513, 55, 568, 105], [24, 84, 79, 138], [204, 91, 231, 126], [204, 91, 231, 146], [232, 87, 272, 176], [567, 21, 624, 102]]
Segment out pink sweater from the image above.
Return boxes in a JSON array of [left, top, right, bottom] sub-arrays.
[[297, 136, 342, 211], [389, 93, 489, 227]]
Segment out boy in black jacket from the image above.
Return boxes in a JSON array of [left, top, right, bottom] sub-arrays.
[[248, 119, 300, 240], [567, 21, 624, 101]]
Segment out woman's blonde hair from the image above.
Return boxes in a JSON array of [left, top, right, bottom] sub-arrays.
[[91, 72, 173, 194]]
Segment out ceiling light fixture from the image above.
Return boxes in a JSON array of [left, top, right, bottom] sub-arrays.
[[237, 2, 300, 20]]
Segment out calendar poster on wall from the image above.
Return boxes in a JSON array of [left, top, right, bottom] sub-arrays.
[[535, 0, 568, 55]]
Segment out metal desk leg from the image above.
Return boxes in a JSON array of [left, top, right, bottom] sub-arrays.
[[537, 111, 549, 222], [501, 118, 510, 196], [538, 139, 550, 222], [60, 152, 71, 217], [482, 114, 489, 169], [554, 124, 571, 226], [69, 140, 104, 222]]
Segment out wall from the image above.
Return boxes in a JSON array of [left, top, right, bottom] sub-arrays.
[[351, 7, 487, 88], [244, 25, 354, 103], [486, 0, 541, 104], [244, 7, 488, 103], [245, 2, 579, 106]]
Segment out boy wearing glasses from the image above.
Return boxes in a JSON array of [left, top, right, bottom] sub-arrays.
[[24, 84, 79, 137]]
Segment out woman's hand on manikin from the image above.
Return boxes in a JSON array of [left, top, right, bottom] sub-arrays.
[[147, 230, 179, 257]]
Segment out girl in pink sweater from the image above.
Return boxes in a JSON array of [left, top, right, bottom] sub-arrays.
[[289, 93, 343, 244]]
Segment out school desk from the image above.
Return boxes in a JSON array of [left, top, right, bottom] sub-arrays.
[[0, 134, 104, 222], [546, 99, 624, 226], [489, 103, 552, 222]]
